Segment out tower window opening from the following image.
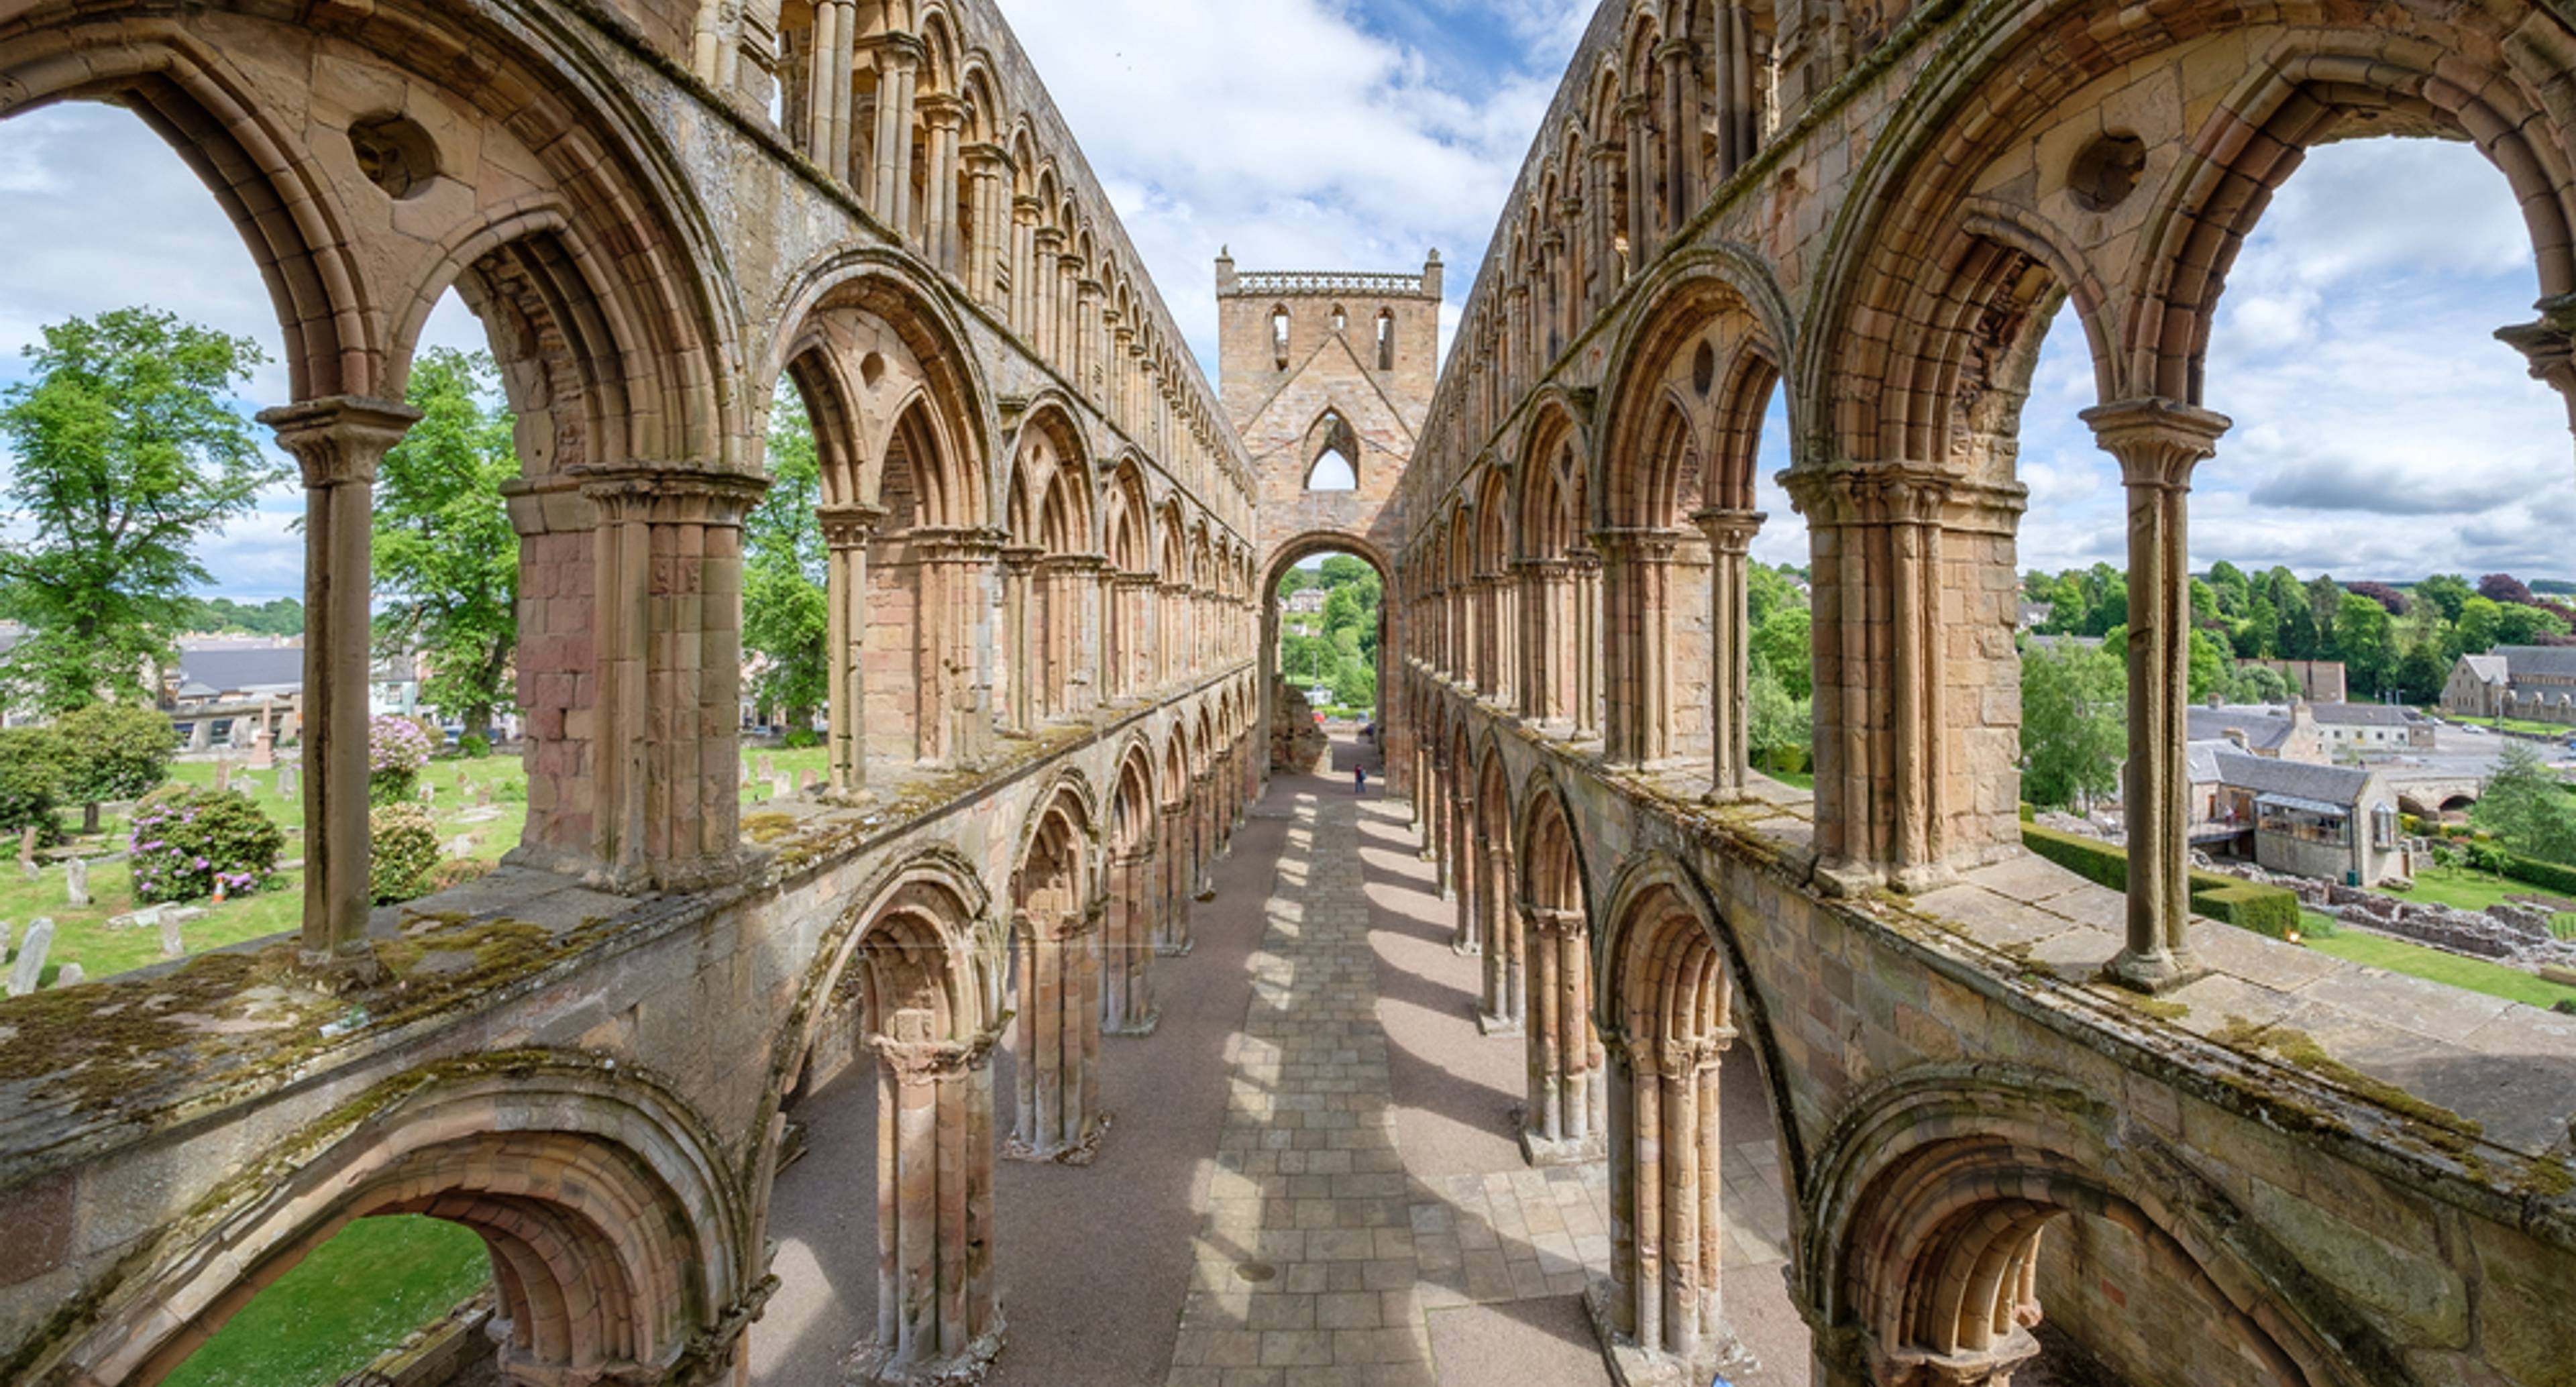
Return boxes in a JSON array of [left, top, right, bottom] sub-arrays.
[[1376, 310, 1395, 370], [1272, 304, 1290, 368], [1332, 304, 1347, 332]]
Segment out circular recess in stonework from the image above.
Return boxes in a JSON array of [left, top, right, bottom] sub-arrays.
[[1691, 339, 1717, 396], [347, 113, 439, 200], [861, 351, 887, 388], [2068, 131, 2147, 213]]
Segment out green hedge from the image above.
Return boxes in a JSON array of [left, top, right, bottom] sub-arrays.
[[2502, 852, 2576, 899], [2021, 824, 2302, 939]]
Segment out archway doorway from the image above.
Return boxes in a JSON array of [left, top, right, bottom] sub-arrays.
[[1259, 534, 1395, 783]]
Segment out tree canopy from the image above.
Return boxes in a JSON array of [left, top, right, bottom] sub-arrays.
[[743, 388, 827, 724], [0, 308, 279, 713], [370, 349, 522, 737]]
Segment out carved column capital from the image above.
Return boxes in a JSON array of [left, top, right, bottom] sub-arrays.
[[2078, 397, 2231, 491], [818, 502, 889, 551], [258, 396, 423, 488], [1689, 506, 1766, 555], [576, 465, 769, 526]]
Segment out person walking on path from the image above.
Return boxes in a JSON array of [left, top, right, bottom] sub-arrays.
[[1354, 765, 1367, 795]]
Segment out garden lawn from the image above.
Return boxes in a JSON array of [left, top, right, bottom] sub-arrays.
[[2379, 865, 2576, 940], [2306, 930, 2576, 1010], [159, 1215, 490, 1387]]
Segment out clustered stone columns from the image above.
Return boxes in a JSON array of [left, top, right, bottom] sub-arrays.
[[804, 0, 858, 179], [865, 39, 921, 236], [822, 503, 888, 801], [1595, 526, 1686, 767], [999, 545, 1042, 735], [1102, 846, 1159, 1034], [1694, 506, 1765, 800], [260, 396, 421, 981], [578, 467, 767, 891], [1110, 573, 1155, 700], [1709, 1, 1772, 180], [2084, 398, 2231, 991], [1156, 798, 1194, 955], [1521, 906, 1606, 1164], [962, 144, 1008, 310], [1008, 903, 1109, 1163], [1036, 554, 1103, 719], [855, 1019, 1002, 1383], [1597, 1032, 1742, 1382], [1517, 557, 1574, 729], [1191, 772, 1220, 899], [1571, 547, 1605, 739], [1477, 843, 1526, 1034], [909, 528, 1000, 767], [919, 95, 963, 272]]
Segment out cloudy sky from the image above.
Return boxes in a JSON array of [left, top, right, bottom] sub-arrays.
[[0, 0, 2568, 599]]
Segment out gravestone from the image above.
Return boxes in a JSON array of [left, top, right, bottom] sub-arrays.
[[54, 962, 82, 989], [17, 827, 36, 881], [213, 759, 232, 793], [759, 755, 777, 778], [278, 762, 299, 799], [64, 856, 89, 907], [189, 720, 213, 752], [159, 913, 184, 958], [8, 918, 53, 997], [444, 835, 476, 858], [248, 701, 276, 769], [456, 769, 470, 791], [0, 921, 11, 958], [474, 783, 494, 808], [420, 784, 436, 808], [801, 769, 822, 792], [771, 773, 794, 799]]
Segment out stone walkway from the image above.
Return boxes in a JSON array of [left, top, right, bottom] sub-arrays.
[[755, 741, 1810, 1386]]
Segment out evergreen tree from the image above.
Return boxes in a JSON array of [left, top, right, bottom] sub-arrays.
[[2474, 742, 2576, 866]]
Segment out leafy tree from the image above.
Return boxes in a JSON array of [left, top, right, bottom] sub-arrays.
[[2348, 581, 2409, 616], [2414, 573, 2473, 622], [2187, 628, 2228, 703], [1317, 555, 1371, 589], [51, 702, 174, 833], [2237, 594, 2279, 659], [182, 596, 306, 636], [2475, 741, 2576, 866], [2480, 573, 2536, 606], [2277, 592, 2320, 659], [2217, 660, 2296, 705], [1275, 568, 1318, 598], [1749, 562, 1801, 628], [0, 308, 279, 713], [0, 725, 70, 845], [2188, 577, 2221, 623], [1330, 660, 1376, 710], [2021, 639, 2126, 812], [371, 349, 520, 738], [1750, 606, 1813, 700], [1747, 659, 1811, 773], [2392, 637, 2451, 707], [743, 387, 828, 727], [2455, 596, 2504, 658], [2205, 561, 2250, 616], [2498, 603, 2572, 646], [2331, 592, 2398, 696]]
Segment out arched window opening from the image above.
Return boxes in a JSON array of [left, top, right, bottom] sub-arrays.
[[1271, 303, 1291, 368], [1307, 446, 1358, 492], [1376, 309, 1396, 370], [1331, 303, 1348, 332], [1271, 549, 1385, 728]]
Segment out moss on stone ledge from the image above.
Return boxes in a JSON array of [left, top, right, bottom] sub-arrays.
[[2210, 1015, 2483, 1147]]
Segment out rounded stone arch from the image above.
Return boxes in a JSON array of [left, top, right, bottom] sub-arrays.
[[764, 248, 991, 523], [1108, 734, 1161, 853], [1593, 247, 1796, 527], [1162, 719, 1193, 810], [1012, 767, 1104, 881], [1799, 1066, 2383, 1387], [1513, 762, 1596, 920], [1008, 397, 1096, 555], [36, 1056, 752, 1387], [770, 847, 1000, 1105], [1517, 392, 1593, 561], [0, 21, 378, 400]]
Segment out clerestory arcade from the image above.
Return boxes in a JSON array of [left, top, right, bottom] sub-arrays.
[[1, 3, 2575, 1387]]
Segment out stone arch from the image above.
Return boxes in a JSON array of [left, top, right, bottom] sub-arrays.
[[1101, 736, 1163, 1034], [0, 21, 377, 400], [38, 1056, 751, 1387], [1003, 402, 1096, 726], [1469, 733, 1524, 1032], [766, 249, 989, 521], [1303, 407, 1363, 490], [1257, 530, 1397, 779], [1007, 774, 1109, 1162], [1515, 766, 1607, 1163], [1801, 1067, 2385, 1387]]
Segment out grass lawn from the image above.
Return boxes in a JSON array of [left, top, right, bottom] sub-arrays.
[[159, 1215, 490, 1387], [1762, 767, 1815, 791], [2306, 929, 2576, 1010], [2414, 706, 2576, 742], [2377, 864, 2576, 940]]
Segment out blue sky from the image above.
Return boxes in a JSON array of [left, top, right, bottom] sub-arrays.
[[1, 0, 2568, 598]]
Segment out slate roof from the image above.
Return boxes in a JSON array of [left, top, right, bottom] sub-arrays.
[[173, 645, 305, 696], [2184, 741, 2225, 785], [2187, 706, 2295, 751], [2213, 749, 2375, 810], [2310, 702, 2419, 726], [2498, 645, 2576, 679], [2462, 655, 2510, 685]]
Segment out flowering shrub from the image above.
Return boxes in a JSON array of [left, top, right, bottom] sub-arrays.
[[129, 787, 284, 904], [369, 802, 441, 903], [369, 715, 434, 806]]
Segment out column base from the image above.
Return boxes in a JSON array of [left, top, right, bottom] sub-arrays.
[[1193, 886, 1217, 903], [1451, 938, 1482, 958], [1155, 938, 1194, 958], [846, 1321, 1006, 1386], [2104, 946, 2207, 995], [1106, 1009, 1162, 1037], [1476, 1009, 1523, 1036], [1811, 856, 1883, 899], [1519, 1125, 1605, 1168], [1003, 1111, 1112, 1166], [296, 941, 382, 992], [1582, 1280, 1758, 1387]]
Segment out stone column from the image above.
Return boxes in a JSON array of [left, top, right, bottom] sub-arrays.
[[1076, 278, 1102, 396], [1521, 906, 1606, 1165], [578, 467, 768, 890], [909, 528, 998, 768], [1011, 197, 1040, 341], [1055, 251, 1080, 378], [854, 1023, 1002, 1383], [1693, 507, 1765, 799], [1572, 549, 1604, 740], [1103, 848, 1159, 1034], [1595, 1032, 1740, 1382], [1191, 773, 1218, 898], [867, 42, 920, 233], [260, 396, 420, 981], [1009, 903, 1110, 1163], [1447, 785, 1476, 954], [2084, 399, 2230, 991], [1658, 38, 1699, 219], [804, 0, 841, 169], [1622, 95, 1656, 249], [1594, 528, 1684, 767], [1157, 802, 1193, 954], [1588, 145, 1623, 301], [1477, 844, 1525, 1035], [918, 97, 961, 272], [1159, 581, 1189, 689], [822, 503, 888, 801], [963, 144, 1008, 309], [999, 545, 1040, 734]]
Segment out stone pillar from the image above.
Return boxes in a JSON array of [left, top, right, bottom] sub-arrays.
[[867, 42, 919, 233], [259, 397, 419, 981], [1572, 549, 1604, 740], [854, 1023, 1002, 1384], [1447, 784, 1476, 952], [579, 467, 767, 889], [1103, 848, 1159, 1034], [920, 97, 961, 273], [1522, 906, 1607, 1165], [1693, 508, 1765, 800], [1191, 772, 1218, 898], [1595, 528, 1685, 767], [1011, 197, 1041, 341], [1594, 1032, 1740, 1383], [1159, 581, 1189, 689], [1076, 278, 1102, 396], [1622, 95, 1656, 250], [1658, 38, 1699, 220], [1157, 802, 1193, 954], [1008, 904, 1110, 1163], [1477, 844, 1525, 1034], [822, 504, 888, 801], [963, 144, 1008, 309], [1000, 546, 1040, 734], [2084, 399, 2230, 991]]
